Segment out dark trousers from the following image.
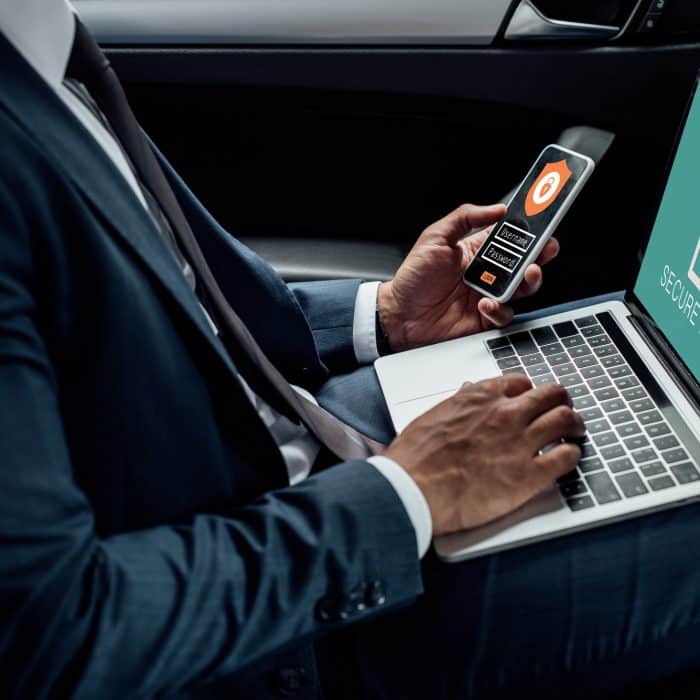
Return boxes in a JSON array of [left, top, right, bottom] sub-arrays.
[[316, 293, 700, 698]]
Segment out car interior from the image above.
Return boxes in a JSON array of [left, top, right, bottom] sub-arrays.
[[75, 0, 700, 695]]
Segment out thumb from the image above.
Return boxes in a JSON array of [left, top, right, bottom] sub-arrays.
[[438, 203, 507, 244]]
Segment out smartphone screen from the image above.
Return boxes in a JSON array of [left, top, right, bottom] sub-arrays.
[[463, 145, 592, 300]]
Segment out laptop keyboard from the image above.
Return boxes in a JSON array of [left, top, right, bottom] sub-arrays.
[[486, 314, 700, 512]]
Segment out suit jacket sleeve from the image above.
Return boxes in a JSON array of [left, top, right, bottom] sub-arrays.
[[289, 278, 364, 373], [150, 140, 363, 377], [0, 175, 423, 697]]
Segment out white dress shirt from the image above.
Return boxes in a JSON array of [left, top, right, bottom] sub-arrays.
[[0, 0, 432, 557]]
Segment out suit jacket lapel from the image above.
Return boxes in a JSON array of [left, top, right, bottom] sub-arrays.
[[0, 36, 238, 377]]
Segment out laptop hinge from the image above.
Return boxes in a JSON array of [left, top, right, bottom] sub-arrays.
[[627, 312, 700, 416]]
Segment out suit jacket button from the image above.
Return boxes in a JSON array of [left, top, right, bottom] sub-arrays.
[[275, 667, 307, 697], [315, 596, 337, 622], [366, 580, 387, 607]]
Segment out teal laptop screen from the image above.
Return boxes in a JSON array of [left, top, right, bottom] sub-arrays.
[[634, 82, 700, 382]]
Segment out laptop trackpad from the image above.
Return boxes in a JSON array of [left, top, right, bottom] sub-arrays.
[[376, 335, 499, 407], [389, 389, 459, 433]]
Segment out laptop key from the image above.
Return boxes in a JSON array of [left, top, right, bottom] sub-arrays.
[[670, 462, 700, 484], [579, 457, 604, 473], [662, 448, 689, 464], [567, 385, 590, 399], [609, 457, 635, 474], [609, 410, 634, 426], [648, 475, 676, 491], [654, 435, 679, 451], [573, 395, 596, 410], [645, 422, 671, 438], [562, 335, 586, 348], [554, 322, 578, 338], [588, 334, 611, 348], [581, 365, 605, 379], [581, 443, 597, 459], [561, 480, 588, 498], [600, 445, 625, 460], [522, 353, 545, 367], [616, 472, 649, 498], [497, 356, 521, 369], [487, 337, 511, 350], [569, 345, 592, 358], [640, 461, 666, 477], [638, 410, 663, 426], [531, 327, 558, 346], [624, 435, 650, 451], [553, 363, 577, 377], [594, 387, 619, 402], [616, 422, 642, 437], [532, 373, 556, 387], [592, 431, 618, 447], [575, 316, 597, 328], [621, 386, 646, 402], [567, 495, 596, 511], [492, 346, 516, 360], [502, 367, 527, 375], [527, 364, 550, 377], [629, 398, 655, 413], [602, 398, 625, 413], [594, 345, 617, 358], [581, 325, 605, 338], [586, 472, 622, 504], [541, 342, 564, 356], [615, 375, 639, 390], [631, 448, 657, 464], [579, 407, 603, 422], [559, 373, 583, 388], [587, 419, 611, 433], [574, 356, 598, 369], [548, 352, 569, 366], [589, 376, 612, 390], [508, 332, 538, 356], [601, 355, 625, 368], [608, 365, 632, 379]]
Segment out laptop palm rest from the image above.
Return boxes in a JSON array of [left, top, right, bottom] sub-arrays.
[[434, 487, 565, 561]]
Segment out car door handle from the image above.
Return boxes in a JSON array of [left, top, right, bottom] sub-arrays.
[[505, 0, 620, 41]]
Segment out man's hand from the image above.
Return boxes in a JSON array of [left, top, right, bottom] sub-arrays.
[[378, 203, 560, 352], [384, 375, 584, 536]]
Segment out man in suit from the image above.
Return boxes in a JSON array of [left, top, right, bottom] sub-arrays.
[[2, 2, 700, 699]]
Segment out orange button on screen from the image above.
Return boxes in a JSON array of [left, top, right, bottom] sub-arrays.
[[480, 271, 497, 285]]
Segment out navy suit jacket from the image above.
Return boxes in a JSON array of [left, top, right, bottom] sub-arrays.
[[0, 37, 422, 698]]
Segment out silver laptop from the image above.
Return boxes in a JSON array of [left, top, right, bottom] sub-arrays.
[[375, 77, 700, 563]]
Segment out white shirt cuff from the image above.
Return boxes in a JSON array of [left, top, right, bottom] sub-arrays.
[[367, 455, 433, 558], [352, 281, 381, 365]]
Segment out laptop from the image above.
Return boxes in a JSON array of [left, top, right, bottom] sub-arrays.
[[375, 77, 700, 563]]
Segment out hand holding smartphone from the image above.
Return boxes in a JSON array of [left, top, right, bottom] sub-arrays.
[[463, 144, 595, 302]]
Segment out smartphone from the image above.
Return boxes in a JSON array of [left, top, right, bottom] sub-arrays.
[[463, 144, 595, 302]]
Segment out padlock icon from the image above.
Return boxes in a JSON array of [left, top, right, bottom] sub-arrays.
[[525, 160, 572, 216], [540, 175, 556, 199]]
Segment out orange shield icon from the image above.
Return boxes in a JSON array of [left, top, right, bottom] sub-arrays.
[[525, 160, 572, 217]]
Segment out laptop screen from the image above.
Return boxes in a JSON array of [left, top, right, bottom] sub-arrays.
[[634, 79, 700, 382]]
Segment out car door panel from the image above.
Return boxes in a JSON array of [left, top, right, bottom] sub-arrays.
[[76, 0, 512, 45]]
